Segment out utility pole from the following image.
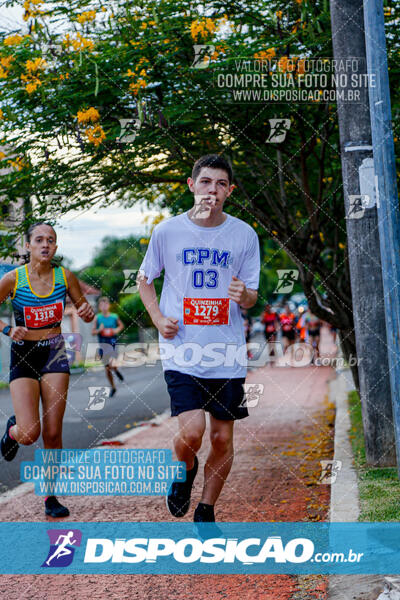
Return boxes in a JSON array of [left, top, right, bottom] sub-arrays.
[[330, 0, 396, 466], [364, 0, 400, 476]]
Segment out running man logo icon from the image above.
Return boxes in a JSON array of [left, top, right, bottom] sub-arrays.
[[274, 269, 299, 294], [117, 118, 141, 144], [318, 460, 342, 484], [42, 529, 82, 568], [86, 387, 111, 410], [192, 195, 215, 219], [384, 577, 400, 592], [191, 44, 215, 69], [63, 333, 83, 366], [45, 337, 74, 370], [39, 43, 63, 68], [240, 383, 265, 408], [121, 269, 145, 293], [346, 195, 370, 220], [266, 118, 291, 143]]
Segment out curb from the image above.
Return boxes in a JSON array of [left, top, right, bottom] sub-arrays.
[[328, 368, 360, 522], [107, 409, 170, 443], [327, 369, 394, 599]]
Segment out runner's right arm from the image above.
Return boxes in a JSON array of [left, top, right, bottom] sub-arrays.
[[115, 316, 124, 335], [138, 276, 178, 339], [138, 225, 178, 339], [0, 271, 28, 340]]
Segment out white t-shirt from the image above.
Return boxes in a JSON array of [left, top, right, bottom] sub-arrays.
[[139, 211, 260, 378]]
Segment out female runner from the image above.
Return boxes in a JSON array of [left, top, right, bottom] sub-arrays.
[[0, 222, 94, 517]]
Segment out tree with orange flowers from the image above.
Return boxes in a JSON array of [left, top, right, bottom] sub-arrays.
[[0, 0, 399, 386]]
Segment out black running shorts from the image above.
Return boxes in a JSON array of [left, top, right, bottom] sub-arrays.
[[308, 328, 320, 337], [282, 329, 295, 341], [164, 369, 248, 421], [9, 334, 70, 383], [264, 328, 276, 340]]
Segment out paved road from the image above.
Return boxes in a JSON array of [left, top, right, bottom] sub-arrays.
[[0, 328, 335, 493], [0, 362, 169, 491]]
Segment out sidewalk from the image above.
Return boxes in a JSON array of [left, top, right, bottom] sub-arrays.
[[0, 335, 337, 599]]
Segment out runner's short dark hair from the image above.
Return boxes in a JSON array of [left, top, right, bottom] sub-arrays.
[[192, 155, 233, 185]]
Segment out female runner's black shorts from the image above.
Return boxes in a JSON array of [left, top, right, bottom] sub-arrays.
[[164, 370, 248, 421], [9, 334, 70, 383]]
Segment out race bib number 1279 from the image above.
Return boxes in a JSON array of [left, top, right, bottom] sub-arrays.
[[183, 298, 230, 325]]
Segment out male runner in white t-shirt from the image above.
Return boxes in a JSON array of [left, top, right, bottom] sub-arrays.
[[138, 154, 260, 528]]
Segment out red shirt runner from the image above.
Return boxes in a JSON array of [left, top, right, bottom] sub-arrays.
[[262, 311, 278, 333], [279, 312, 296, 332]]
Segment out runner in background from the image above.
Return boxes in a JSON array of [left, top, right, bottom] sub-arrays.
[[261, 304, 279, 363], [304, 309, 322, 361], [0, 222, 95, 517], [240, 308, 253, 359], [91, 296, 124, 397], [296, 310, 307, 343], [279, 304, 296, 352], [329, 323, 338, 346]]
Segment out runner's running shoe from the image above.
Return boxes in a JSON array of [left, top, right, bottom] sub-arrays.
[[45, 496, 70, 518], [1, 415, 19, 462], [166, 455, 198, 517], [193, 502, 223, 539]]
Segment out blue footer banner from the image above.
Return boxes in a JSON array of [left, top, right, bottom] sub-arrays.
[[1, 522, 400, 574]]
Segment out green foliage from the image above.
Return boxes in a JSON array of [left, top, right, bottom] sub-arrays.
[[119, 292, 152, 339], [1, 0, 397, 332], [348, 390, 366, 467], [77, 235, 150, 301], [78, 265, 116, 297], [0, 0, 338, 242], [91, 236, 144, 270], [75, 233, 161, 335], [251, 236, 303, 314]]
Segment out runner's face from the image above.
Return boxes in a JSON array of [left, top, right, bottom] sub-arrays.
[[26, 225, 57, 263], [99, 300, 110, 313], [187, 167, 234, 213]]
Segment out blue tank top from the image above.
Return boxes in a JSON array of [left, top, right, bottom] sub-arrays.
[[11, 264, 68, 329], [96, 312, 119, 344], [96, 313, 119, 330]]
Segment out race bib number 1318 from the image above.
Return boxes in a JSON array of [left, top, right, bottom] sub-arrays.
[[24, 301, 63, 328]]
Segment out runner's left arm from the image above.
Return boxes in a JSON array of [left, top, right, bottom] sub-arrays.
[[65, 269, 95, 322], [115, 317, 124, 334], [91, 316, 101, 335], [232, 228, 260, 309]]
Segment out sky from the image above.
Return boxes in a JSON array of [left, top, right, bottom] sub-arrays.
[[0, 3, 171, 269], [0, 3, 24, 32], [54, 203, 167, 270]]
